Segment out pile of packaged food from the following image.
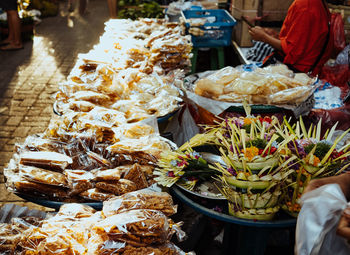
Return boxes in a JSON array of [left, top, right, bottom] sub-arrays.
[[0, 190, 192, 254], [54, 18, 192, 120], [5, 109, 175, 202], [4, 18, 192, 203], [192, 64, 316, 105]]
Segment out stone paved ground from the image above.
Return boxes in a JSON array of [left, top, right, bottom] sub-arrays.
[[0, 0, 109, 210]]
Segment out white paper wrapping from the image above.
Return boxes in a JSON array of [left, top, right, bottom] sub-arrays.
[[296, 184, 350, 255]]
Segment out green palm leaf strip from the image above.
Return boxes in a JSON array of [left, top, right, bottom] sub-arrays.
[[320, 128, 350, 165]]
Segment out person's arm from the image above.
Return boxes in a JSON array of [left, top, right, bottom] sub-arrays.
[[248, 26, 283, 52], [337, 208, 350, 242], [304, 173, 350, 200]]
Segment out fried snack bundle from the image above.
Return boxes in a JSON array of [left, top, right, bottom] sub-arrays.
[[0, 217, 43, 253], [194, 64, 316, 105], [93, 209, 170, 247], [102, 190, 177, 217], [1, 191, 188, 255]]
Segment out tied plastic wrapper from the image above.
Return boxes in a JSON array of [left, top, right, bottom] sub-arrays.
[[296, 184, 350, 255]]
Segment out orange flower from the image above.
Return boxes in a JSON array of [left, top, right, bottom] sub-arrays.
[[312, 156, 320, 166], [243, 118, 255, 125], [242, 146, 259, 161]]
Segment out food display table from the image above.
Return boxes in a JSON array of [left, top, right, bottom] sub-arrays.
[[170, 185, 296, 255]]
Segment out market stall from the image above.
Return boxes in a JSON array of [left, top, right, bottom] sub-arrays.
[[1, 3, 350, 254]]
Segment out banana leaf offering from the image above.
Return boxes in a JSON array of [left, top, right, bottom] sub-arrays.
[[280, 118, 350, 217]]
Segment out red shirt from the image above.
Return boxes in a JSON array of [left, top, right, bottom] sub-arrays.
[[279, 0, 333, 75]]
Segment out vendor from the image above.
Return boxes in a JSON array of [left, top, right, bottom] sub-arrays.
[[249, 0, 333, 76]]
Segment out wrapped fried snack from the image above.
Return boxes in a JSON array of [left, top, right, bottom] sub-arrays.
[[19, 151, 73, 172], [0, 223, 22, 253], [138, 164, 154, 181], [194, 66, 240, 97], [95, 179, 137, 195], [80, 188, 116, 201], [13, 179, 69, 200], [91, 241, 187, 255], [71, 91, 111, 105], [67, 99, 96, 112], [102, 189, 177, 217], [64, 170, 95, 196], [93, 167, 122, 182], [122, 164, 149, 190], [19, 165, 68, 187], [107, 135, 174, 160], [0, 216, 44, 253], [57, 203, 96, 219], [93, 209, 171, 247]]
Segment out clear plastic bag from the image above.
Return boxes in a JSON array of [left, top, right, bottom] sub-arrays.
[[102, 189, 177, 217], [296, 184, 350, 255], [93, 209, 174, 247]]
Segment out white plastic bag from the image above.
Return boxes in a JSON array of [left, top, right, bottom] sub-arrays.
[[296, 184, 350, 255], [164, 105, 199, 147]]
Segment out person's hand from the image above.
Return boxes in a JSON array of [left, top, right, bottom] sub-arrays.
[[248, 26, 268, 43], [303, 173, 350, 200], [337, 207, 350, 242], [303, 178, 330, 194]]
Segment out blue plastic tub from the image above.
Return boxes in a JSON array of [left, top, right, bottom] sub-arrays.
[[181, 9, 236, 47]]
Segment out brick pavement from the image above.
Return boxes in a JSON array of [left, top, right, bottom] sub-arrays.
[[0, 0, 110, 210]]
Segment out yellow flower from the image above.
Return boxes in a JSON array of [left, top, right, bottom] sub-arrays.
[[242, 146, 259, 161]]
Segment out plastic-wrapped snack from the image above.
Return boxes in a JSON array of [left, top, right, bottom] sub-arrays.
[[86, 151, 112, 168], [95, 179, 137, 195], [0, 223, 22, 253], [0, 207, 45, 254], [19, 151, 73, 172], [19, 165, 68, 187], [71, 91, 111, 105], [138, 164, 154, 181], [64, 170, 95, 196], [79, 188, 116, 201], [18, 222, 88, 254], [107, 135, 173, 161], [122, 164, 149, 190], [13, 179, 69, 200], [194, 67, 239, 97], [268, 85, 314, 105], [102, 189, 177, 217], [90, 241, 190, 255], [93, 167, 122, 182], [93, 209, 171, 247], [18, 136, 67, 154], [57, 203, 96, 219], [67, 99, 96, 112]]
